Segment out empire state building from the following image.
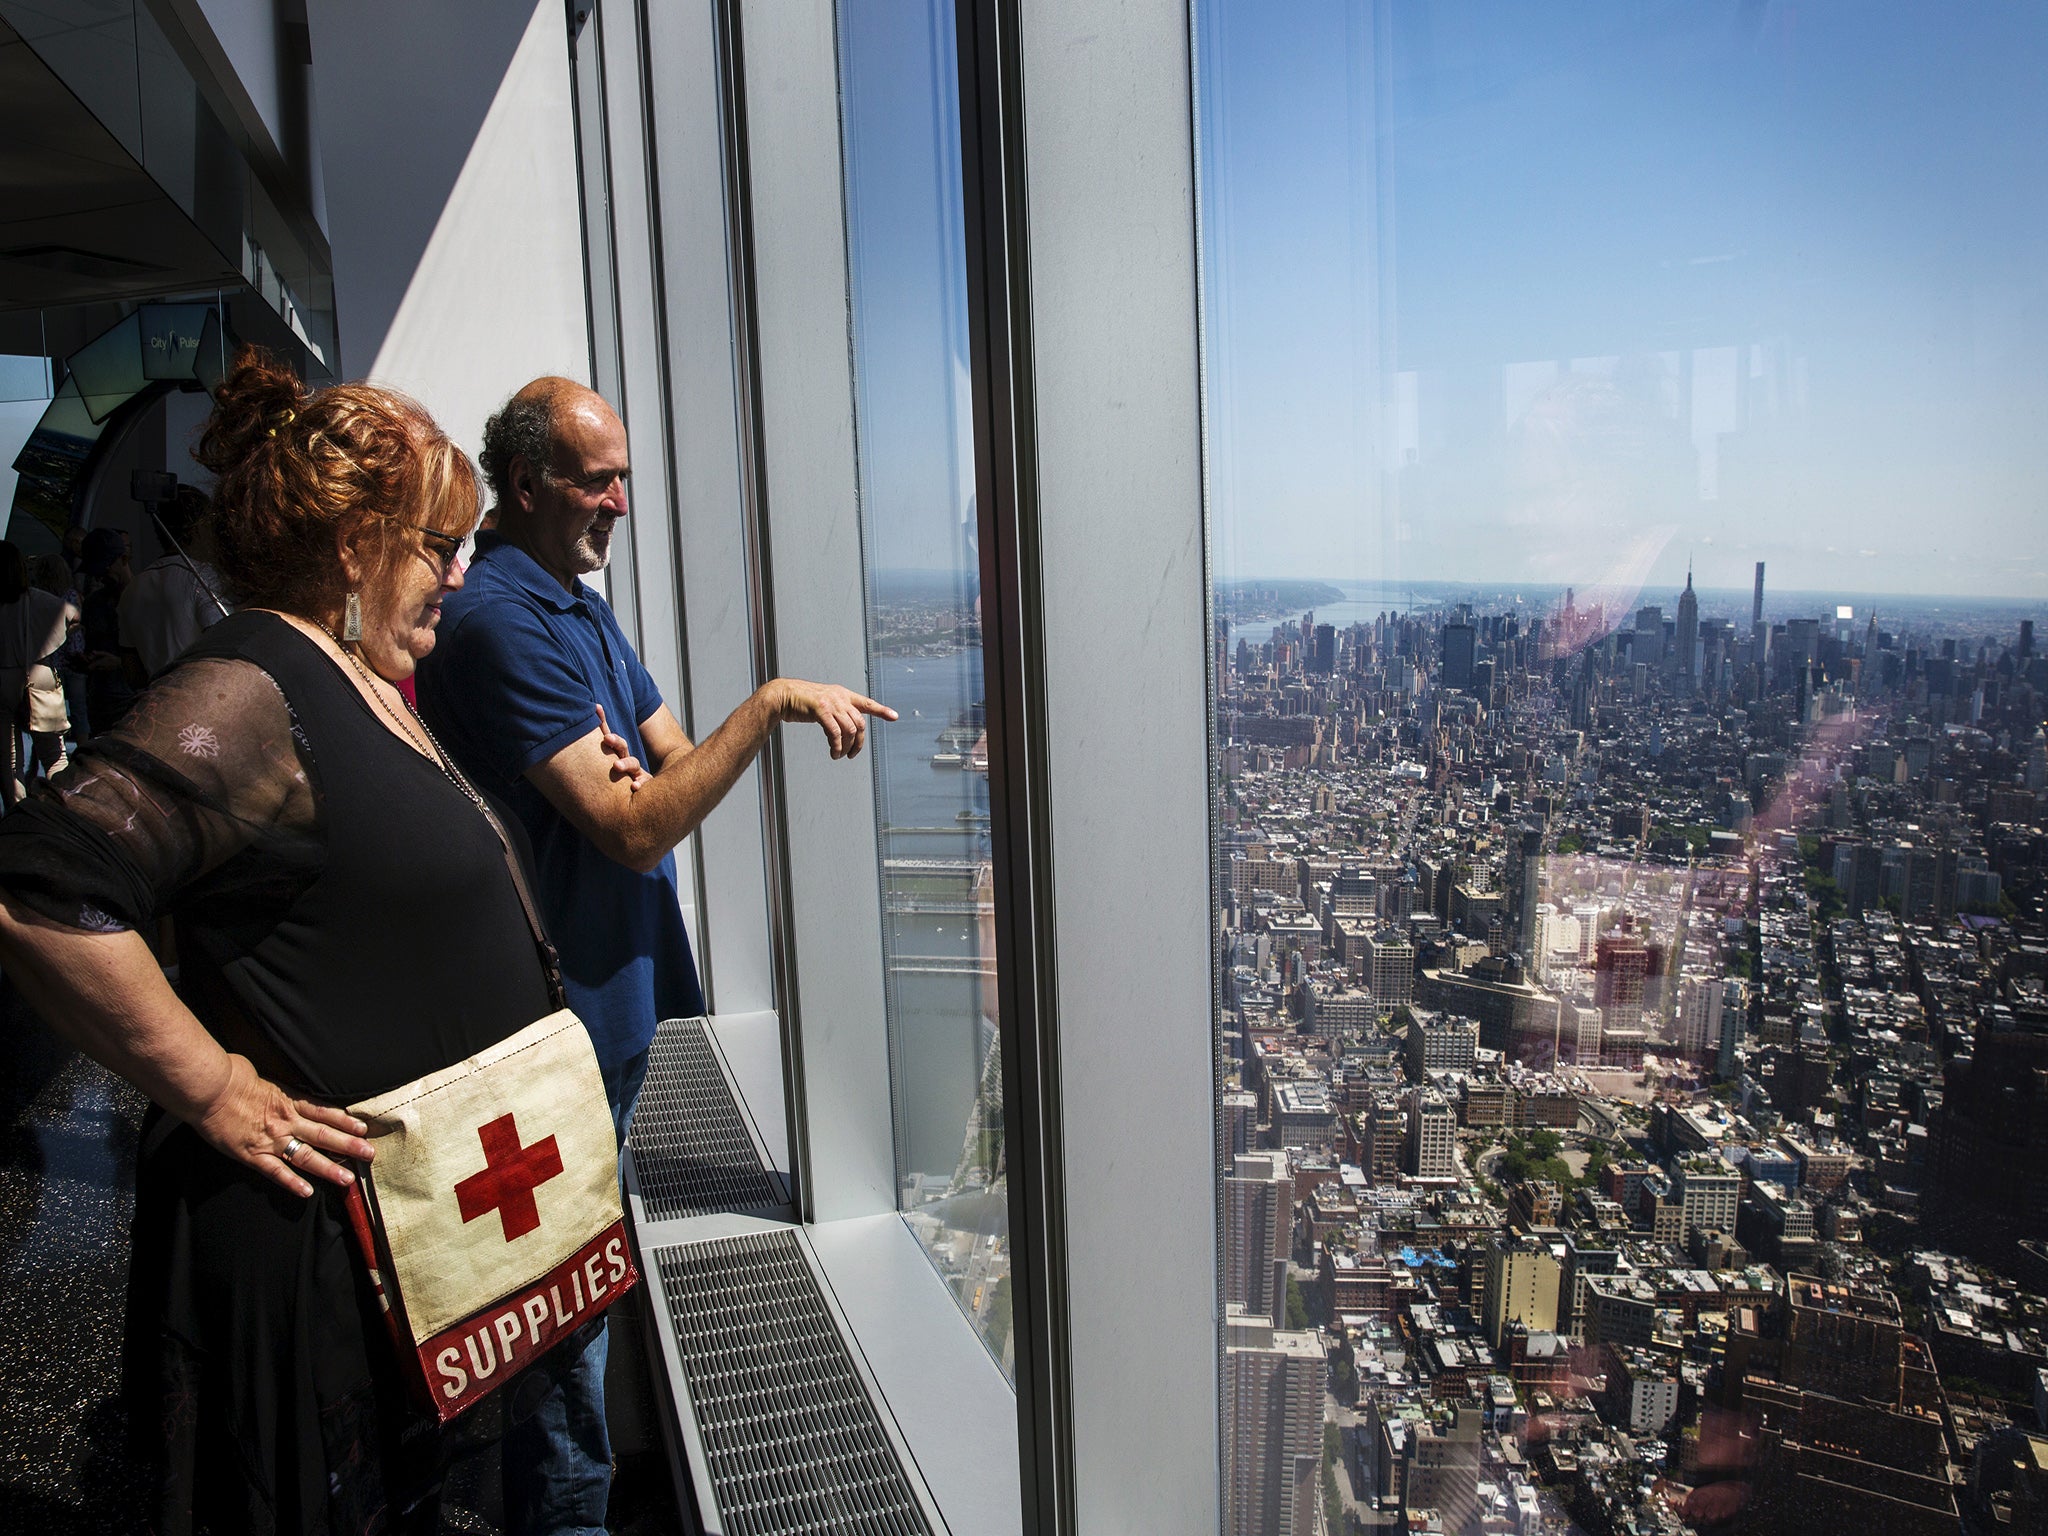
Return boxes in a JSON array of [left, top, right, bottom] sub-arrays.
[[1677, 566, 1700, 692]]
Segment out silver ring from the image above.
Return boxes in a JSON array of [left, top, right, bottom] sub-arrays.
[[282, 1136, 306, 1164]]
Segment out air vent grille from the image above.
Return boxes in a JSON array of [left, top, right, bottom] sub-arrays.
[[631, 1018, 784, 1219], [655, 1233, 932, 1535]]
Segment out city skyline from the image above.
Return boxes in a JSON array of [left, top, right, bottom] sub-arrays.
[[1216, 574, 2044, 618]]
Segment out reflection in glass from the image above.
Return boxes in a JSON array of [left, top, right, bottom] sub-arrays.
[[838, 0, 1010, 1376], [1198, 4, 2048, 1534], [0, 0, 335, 364], [0, 355, 56, 540]]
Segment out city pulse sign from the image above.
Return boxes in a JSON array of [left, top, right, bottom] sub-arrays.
[[345, 1011, 638, 1421]]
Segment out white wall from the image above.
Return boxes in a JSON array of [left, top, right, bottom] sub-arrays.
[[304, 0, 589, 457]]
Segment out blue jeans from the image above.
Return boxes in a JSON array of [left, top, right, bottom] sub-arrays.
[[605, 1047, 651, 1147], [501, 1047, 650, 1535]]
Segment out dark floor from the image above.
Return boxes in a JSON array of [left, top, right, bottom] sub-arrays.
[[0, 1011, 149, 1532], [0, 987, 689, 1536]]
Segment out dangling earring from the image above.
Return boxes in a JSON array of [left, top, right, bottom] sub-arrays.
[[342, 591, 363, 644]]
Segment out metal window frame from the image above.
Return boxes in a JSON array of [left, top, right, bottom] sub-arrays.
[[578, 0, 1219, 1529], [572, 0, 784, 1021], [717, 0, 896, 1227], [952, 1, 1068, 1524], [958, 0, 1220, 1528], [571, 0, 897, 1242], [643, 0, 785, 1024]]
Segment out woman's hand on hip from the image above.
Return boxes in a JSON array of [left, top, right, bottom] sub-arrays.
[[192, 1052, 375, 1198]]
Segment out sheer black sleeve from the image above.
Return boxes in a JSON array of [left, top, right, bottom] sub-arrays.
[[0, 657, 321, 932]]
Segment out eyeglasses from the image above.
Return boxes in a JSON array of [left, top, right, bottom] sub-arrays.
[[406, 523, 468, 576]]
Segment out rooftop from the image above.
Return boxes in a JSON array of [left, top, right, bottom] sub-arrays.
[[1788, 1274, 1902, 1325]]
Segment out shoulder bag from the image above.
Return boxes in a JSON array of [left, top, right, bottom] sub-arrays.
[[340, 798, 638, 1423]]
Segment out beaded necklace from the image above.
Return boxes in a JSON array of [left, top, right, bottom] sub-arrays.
[[314, 621, 490, 820]]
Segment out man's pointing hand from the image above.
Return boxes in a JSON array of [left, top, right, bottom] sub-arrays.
[[770, 679, 897, 760]]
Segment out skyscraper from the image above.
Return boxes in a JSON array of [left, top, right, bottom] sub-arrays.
[[1442, 622, 1476, 692], [1634, 606, 1664, 668], [1930, 1018, 2048, 1262], [1402, 1402, 1483, 1532], [1677, 971, 1723, 1060], [1223, 1307, 1324, 1536], [1365, 927, 1416, 1008], [1515, 824, 1543, 962], [1676, 568, 1699, 691], [1717, 979, 1746, 1081], [1594, 925, 1649, 1031], [1223, 1090, 1257, 1159], [1752, 561, 1770, 674], [1405, 1086, 1457, 1178], [1673, 1156, 1741, 1242], [1311, 622, 1336, 676], [1483, 1235, 1563, 1349], [1224, 1151, 1293, 1327]]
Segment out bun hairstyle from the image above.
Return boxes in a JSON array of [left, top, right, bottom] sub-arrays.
[[195, 348, 478, 620]]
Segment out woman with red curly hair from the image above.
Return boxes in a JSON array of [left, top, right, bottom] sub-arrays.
[[0, 351, 556, 1532]]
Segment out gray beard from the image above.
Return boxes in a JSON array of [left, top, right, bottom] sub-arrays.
[[573, 522, 615, 573]]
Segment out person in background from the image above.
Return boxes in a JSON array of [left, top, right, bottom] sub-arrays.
[[77, 526, 139, 732], [55, 528, 91, 744], [0, 542, 71, 806], [28, 552, 81, 764], [417, 377, 893, 1535], [121, 483, 233, 679], [22, 553, 77, 781]]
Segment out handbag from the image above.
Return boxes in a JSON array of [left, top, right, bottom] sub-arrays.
[[4, 589, 69, 709], [340, 795, 638, 1423], [24, 662, 68, 734]]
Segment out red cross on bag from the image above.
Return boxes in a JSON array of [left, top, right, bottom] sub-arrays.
[[340, 1009, 638, 1422], [455, 1113, 565, 1241]]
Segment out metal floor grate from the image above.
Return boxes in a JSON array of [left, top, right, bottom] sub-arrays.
[[630, 1018, 785, 1220], [655, 1232, 932, 1536]]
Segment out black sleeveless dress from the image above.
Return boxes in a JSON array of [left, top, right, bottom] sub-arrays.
[[0, 611, 553, 1534]]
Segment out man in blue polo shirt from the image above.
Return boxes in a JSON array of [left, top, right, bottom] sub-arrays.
[[418, 377, 889, 1535]]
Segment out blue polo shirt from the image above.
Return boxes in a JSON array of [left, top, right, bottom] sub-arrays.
[[417, 533, 703, 1086]]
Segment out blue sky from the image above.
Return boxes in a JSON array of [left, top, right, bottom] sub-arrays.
[[840, 0, 976, 583], [1200, 0, 2048, 600], [840, 0, 2048, 604]]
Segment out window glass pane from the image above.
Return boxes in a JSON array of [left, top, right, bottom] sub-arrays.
[[1197, 3, 2048, 1532], [0, 352, 55, 530], [838, 0, 1010, 1376]]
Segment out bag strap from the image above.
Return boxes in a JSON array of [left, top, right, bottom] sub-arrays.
[[469, 795, 569, 1013]]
